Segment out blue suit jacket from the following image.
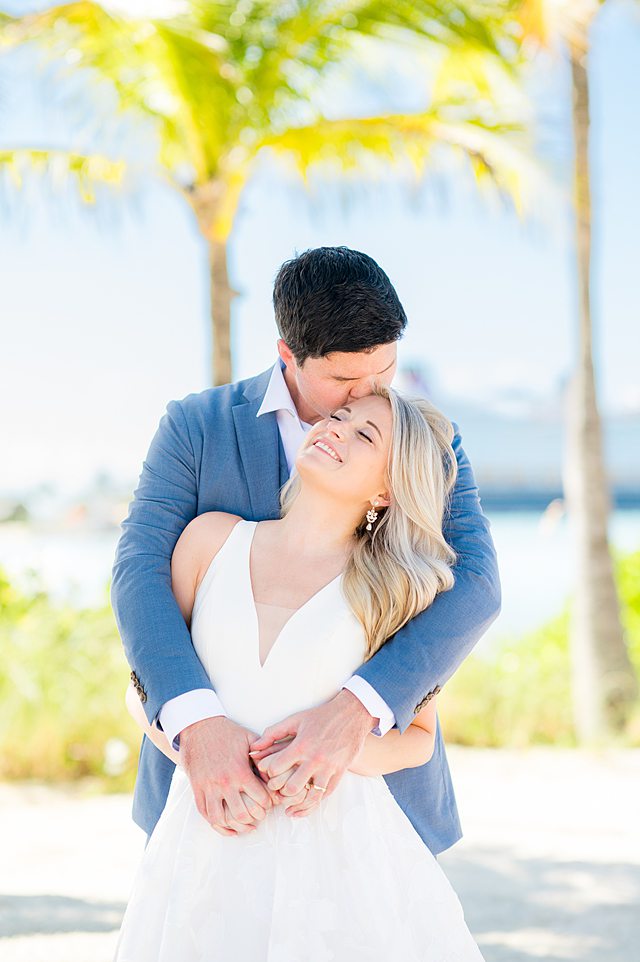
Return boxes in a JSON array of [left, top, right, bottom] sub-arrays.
[[111, 363, 501, 856]]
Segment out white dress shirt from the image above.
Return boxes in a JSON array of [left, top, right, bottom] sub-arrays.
[[158, 360, 396, 750]]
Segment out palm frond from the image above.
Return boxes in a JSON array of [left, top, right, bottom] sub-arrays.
[[0, 148, 128, 203], [1, 4, 184, 125], [259, 104, 543, 215]]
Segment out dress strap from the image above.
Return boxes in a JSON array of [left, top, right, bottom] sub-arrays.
[[191, 518, 256, 621]]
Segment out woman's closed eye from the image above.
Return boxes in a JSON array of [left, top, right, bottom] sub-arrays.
[[329, 413, 373, 444]]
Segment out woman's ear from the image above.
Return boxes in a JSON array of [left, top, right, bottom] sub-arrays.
[[372, 492, 391, 509]]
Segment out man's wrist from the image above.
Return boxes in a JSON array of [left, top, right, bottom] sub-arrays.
[[336, 687, 379, 731], [159, 689, 228, 750], [179, 713, 227, 749], [341, 676, 394, 736]]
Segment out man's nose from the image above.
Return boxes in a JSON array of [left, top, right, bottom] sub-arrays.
[[348, 378, 377, 400]]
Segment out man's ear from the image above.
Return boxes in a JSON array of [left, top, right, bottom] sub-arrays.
[[277, 338, 296, 370]]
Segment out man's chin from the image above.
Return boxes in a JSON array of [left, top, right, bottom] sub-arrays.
[[305, 411, 329, 425]]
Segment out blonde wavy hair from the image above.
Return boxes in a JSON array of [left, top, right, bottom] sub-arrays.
[[280, 383, 458, 660]]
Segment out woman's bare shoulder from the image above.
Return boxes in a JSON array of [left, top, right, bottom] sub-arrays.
[[174, 511, 245, 563]]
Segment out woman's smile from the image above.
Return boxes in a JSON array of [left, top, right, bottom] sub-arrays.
[[312, 439, 342, 462]]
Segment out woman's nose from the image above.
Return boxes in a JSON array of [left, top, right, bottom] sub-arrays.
[[327, 418, 345, 440]]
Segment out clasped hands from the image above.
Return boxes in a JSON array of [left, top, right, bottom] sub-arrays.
[[179, 689, 375, 838], [250, 734, 318, 814]]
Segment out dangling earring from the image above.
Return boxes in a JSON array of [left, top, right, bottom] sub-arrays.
[[366, 500, 379, 531]]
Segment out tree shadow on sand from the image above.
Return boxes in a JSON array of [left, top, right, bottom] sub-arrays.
[[0, 894, 126, 938], [441, 848, 640, 962]]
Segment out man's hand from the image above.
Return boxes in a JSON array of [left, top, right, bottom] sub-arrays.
[[180, 716, 275, 836], [248, 689, 378, 818]]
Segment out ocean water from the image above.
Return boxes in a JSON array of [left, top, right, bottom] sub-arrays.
[[1, 510, 639, 652]]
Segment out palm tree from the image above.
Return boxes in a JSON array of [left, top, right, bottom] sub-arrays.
[[1, 0, 532, 385], [518, 0, 638, 740]]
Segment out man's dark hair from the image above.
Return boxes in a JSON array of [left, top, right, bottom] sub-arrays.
[[273, 246, 407, 364]]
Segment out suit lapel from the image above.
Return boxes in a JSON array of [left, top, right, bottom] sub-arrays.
[[278, 431, 290, 488], [232, 368, 283, 520]]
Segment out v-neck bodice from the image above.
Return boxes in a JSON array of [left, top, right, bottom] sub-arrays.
[[246, 520, 344, 670], [253, 601, 302, 669], [190, 519, 367, 735]]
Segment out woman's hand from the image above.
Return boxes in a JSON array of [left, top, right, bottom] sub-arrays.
[[267, 765, 310, 814], [250, 737, 311, 815], [250, 750, 304, 812], [252, 759, 284, 806]]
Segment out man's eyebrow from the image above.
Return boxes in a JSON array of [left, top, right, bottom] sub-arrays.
[[333, 406, 383, 442], [332, 359, 395, 381]]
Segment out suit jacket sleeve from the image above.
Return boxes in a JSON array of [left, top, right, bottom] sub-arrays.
[[111, 398, 214, 726], [353, 421, 501, 734]]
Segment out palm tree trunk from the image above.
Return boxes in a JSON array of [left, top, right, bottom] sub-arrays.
[[563, 42, 638, 742], [209, 237, 233, 386], [185, 179, 237, 386]]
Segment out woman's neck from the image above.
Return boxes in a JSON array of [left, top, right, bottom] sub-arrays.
[[276, 487, 362, 562]]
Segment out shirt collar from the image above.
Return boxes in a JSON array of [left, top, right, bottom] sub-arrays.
[[256, 358, 311, 427]]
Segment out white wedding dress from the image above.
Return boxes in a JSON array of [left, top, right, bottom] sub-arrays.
[[114, 520, 485, 961]]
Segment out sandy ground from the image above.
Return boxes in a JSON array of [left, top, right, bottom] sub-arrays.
[[1, 747, 638, 962]]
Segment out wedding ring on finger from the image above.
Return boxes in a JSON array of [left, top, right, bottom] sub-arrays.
[[304, 781, 327, 793]]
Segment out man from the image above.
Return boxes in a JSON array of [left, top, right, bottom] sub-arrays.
[[111, 246, 500, 855]]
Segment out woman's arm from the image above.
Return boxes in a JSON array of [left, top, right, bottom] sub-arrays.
[[347, 697, 437, 776], [125, 681, 182, 767]]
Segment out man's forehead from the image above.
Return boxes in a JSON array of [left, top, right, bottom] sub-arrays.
[[319, 344, 397, 377]]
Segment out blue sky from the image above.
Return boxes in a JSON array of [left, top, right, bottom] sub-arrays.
[[1, 0, 639, 496]]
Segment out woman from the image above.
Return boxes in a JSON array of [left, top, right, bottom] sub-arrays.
[[115, 384, 485, 961]]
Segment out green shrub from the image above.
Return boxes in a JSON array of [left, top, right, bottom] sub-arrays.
[[617, 547, 640, 669], [439, 609, 575, 746], [0, 568, 139, 789]]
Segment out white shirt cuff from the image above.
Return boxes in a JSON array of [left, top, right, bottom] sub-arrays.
[[157, 689, 227, 751], [342, 676, 396, 737]]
